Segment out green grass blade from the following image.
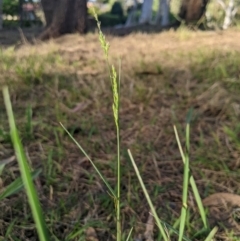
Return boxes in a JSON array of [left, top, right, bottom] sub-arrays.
[[174, 125, 185, 162], [128, 149, 169, 241], [204, 226, 218, 241], [11, 236, 22, 241], [126, 227, 133, 241], [189, 177, 208, 229], [60, 122, 115, 198], [5, 218, 16, 238], [25, 104, 33, 138], [178, 123, 190, 241], [116, 85, 121, 241], [186, 109, 207, 228], [160, 219, 192, 241], [115, 62, 121, 241], [174, 125, 208, 229], [186, 107, 193, 125], [168, 217, 180, 237], [0, 169, 41, 200], [3, 86, 49, 241]]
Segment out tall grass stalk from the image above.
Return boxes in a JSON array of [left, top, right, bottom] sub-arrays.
[[92, 9, 121, 241], [60, 8, 122, 241], [3, 86, 49, 241]]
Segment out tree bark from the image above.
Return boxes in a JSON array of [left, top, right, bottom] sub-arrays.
[[179, 0, 209, 24], [75, 0, 88, 34], [160, 0, 170, 26], [139, 0, 154, 24], [41, 0, 58, 27], [125, 0, 138, 27], [39, 0, 87, 40], [154, 0, 170, 26]]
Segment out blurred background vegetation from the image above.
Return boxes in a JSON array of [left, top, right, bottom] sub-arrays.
[[2, 0, 240, 30]]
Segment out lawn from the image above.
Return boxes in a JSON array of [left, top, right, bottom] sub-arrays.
[[0, 27, 240, 240]]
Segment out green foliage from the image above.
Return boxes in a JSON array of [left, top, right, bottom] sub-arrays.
[[98, 13, 127, 26], [3, 87, 49, 241], [111, 1, 124, 18], [96, 0, 109, 4], [0, 169, 41, 200], [128, 150, 169, 241], [3, 0, 19, 16], [205, 1, 240, 29]]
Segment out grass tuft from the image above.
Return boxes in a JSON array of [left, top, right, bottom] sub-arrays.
[[3, 86, 49, 241]]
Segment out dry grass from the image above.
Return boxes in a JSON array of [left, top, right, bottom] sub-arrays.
[[0, 28, 240, 240]]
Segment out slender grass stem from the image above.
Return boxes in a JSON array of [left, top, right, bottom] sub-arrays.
[[89, 8, 122, 241]]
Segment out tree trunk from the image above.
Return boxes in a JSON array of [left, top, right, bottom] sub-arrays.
[[39, 0, 87, 40], [125, 0, 138, 27], [0, 0, 2, 30], [179, 0, 209, 24], [160, 0, 170, 26], [154, 0, 170, 26], [154, 0, 162, 24], [41, 0, 58, 27], [139, 0, 154, 24], [19, 0, 26, 27]]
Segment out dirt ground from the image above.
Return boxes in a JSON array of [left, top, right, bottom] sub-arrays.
[[1, 27, 240, 240]]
